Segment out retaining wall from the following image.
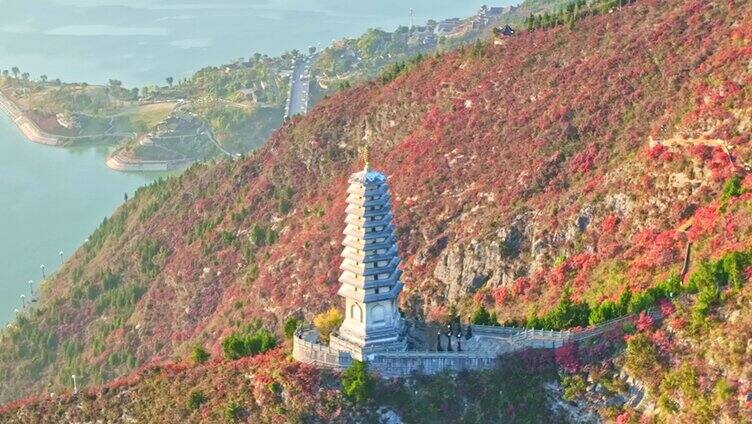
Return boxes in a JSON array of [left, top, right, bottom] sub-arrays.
[[369, 352, 498, 378], [292, 334, 352, 370]]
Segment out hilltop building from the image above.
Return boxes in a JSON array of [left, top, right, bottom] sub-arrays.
[[436, 18, 462, 36], [499, 24, 516, 36]]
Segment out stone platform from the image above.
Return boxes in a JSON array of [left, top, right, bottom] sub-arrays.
[[291, 323, 574, 377]]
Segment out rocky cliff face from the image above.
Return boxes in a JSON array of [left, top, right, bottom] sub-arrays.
[[433, 212, 534, 304]]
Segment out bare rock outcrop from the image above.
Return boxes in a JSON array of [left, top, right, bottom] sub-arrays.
[[433, 213, 533, 304]]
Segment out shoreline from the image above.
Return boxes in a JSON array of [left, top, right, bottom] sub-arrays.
[[105, 150, 194, 172], [0, 88, 193, 172], [0, 90, 61, 146]]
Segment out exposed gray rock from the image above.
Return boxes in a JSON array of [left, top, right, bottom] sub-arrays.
[[433, 213, 533, 304], [431, 207, 605, 304], [415, 236, 448, 267], [604, 193, 634, 216], [545, 382, 601, 423], [378, 408, 404, 424]]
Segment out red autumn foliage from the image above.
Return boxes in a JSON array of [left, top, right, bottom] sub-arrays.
[[658, 299, 675, 317], [493, 287, 511, 306], [635, 311, 655, 332], [601, 215, 620, 233], [3, 0, 752, 405], [554, 344, 581, 374], [688, 206, 719, 242]]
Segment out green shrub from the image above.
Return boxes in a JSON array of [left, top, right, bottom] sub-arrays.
[[275, 186, 295, 214], [624, 333, 660, 383], [187, 389, 207, 411], [720, 251, 749, 289], [342, 360, 374, 405], [102, 272, 123, 290], [627, 289, 659, 314], [561, 374, 587, 401], [380, 54, 424, 84], [191, 345, 210, 364], [249, 224, 278, 247], [530, 287, 589, 330], [137, 239, 168, 278], [224, 400, 242, 421], [470, 305, 497, 326], [221, 328, 276, 360], [283, 317, 302, 340], [588, 299, 624, 325], [721, 175, 743, 201], [687, 260, 724, 294]]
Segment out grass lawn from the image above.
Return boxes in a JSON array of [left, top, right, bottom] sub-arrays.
[[128, 102, 177, 132]]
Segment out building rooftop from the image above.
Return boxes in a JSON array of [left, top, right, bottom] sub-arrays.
[[349, 169, 387, 185]]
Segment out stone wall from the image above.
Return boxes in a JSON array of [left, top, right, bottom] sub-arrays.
[[293, 311, 660, 378], [368, 352, 498, 378], [292, 334, 352, 370]]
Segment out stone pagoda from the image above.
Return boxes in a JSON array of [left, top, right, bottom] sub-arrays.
[[328, 146, 407, 360]]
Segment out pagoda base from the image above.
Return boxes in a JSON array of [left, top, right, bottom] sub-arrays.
[[330, 317, 408, 361], [330, 333, 407, 361]]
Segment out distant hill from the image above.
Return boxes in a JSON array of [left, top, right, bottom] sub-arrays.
[[1, 0, 751, 421]]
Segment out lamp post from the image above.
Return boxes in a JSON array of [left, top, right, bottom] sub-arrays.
[[436, 331, 443, 351], [445, 325, 453, 352], [59, 251, 64, 265], [465, 314, 473, 339], [40, 264, 46, 279], [456, 332, 462, 352], [20, 294, 26, 310]]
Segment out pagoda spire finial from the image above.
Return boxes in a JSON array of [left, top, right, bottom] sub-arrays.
[[362, 143, 370, 171], [361, 119, 373, 172]]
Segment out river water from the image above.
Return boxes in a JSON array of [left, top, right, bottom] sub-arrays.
[[0, 0, 505, 323]]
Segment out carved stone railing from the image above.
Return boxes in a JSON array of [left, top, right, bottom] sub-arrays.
[[292, 330, 352, 370], [293, 309, 662, 378]]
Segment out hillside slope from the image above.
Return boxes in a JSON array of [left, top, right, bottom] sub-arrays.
[[0, 348, 568, 423], [0, 0, 750, 412]]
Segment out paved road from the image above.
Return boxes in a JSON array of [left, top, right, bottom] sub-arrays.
[[286, 56, 313, 117]]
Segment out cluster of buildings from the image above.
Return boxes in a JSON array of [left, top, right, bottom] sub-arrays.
[[237, 81, 268, 104], [407, 5, 512, 46]]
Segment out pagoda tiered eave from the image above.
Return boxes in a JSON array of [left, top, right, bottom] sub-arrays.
[[344, 204, 391, 218], [342, 235, 396, 251], [344, 212, 393, 228], [337, 280, 404, 302], [346, 183, 388, 197], [341, 245, 398, 263], [342, 223, 395, 240], [338, 268, 403, 290], [340, 256, 400, 276], [345, 192, 391, 208]]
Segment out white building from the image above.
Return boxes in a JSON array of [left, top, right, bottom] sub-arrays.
[[328, 148, 407, 360]]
